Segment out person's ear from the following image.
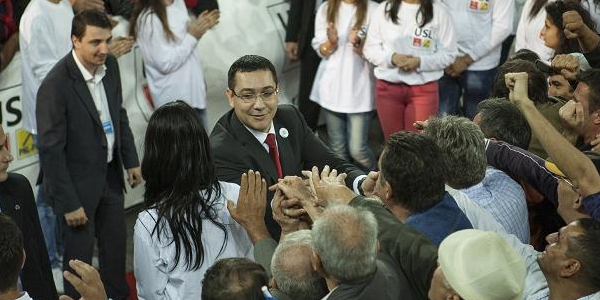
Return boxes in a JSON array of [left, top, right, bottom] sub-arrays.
[[573, 195, 582, 209], [21, 249, 26, 270], [592, 109, 600, 125], [311, 250, 326, 277], [560, 258, 581, 278], [226, 89, 235, 108], [383, 181, 393, 202]]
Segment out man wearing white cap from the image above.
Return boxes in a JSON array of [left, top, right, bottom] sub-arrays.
[[428, 229, 526, 300]]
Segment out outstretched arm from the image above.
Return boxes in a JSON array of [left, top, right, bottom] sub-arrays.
[[505, 72, 600, 218]]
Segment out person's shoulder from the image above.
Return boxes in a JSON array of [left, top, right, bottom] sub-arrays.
[[42, 53, 72, 82], [210, 109, 243, 143], [274, 104, 302, 122], [0, 173, 31, 190], [135, 209, 159, 235]]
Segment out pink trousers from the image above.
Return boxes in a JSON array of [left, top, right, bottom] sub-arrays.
[[375, 79, 439, 139]]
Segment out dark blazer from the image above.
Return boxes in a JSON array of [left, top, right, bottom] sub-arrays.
[[36, 53, 139, 215], [350, 197, 438, 300], [285, 0, 317, 59], [0, 173, 58, 300], [210, 104, 365, 237]]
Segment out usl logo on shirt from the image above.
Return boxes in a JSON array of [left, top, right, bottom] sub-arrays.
[[412, 27, 433, 49], [413, 37, 422, 47], [469, 0, 489, 12]]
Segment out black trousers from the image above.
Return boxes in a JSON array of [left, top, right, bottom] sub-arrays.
[[61, 161, 129, 300], [298, 47, 322, 130]]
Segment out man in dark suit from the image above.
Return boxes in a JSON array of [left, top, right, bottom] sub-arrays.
[[36, 10, 141, 300], [0, 125, 58, 300], [210, 55, 365, 239], [285, 0, 321, 130]]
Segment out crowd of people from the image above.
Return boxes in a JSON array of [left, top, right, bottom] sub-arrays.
[[2, 0, 600, 300]]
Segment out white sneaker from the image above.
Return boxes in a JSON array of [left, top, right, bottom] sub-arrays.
[[52, 267, 64, 294]]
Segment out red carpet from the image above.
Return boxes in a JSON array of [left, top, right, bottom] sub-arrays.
[[126, 271, 138, 300]]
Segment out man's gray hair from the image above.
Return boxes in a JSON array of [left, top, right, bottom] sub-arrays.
[[311, 205, 378, 282], [423, 116, 486, 189], [271, 230, 327, 300]]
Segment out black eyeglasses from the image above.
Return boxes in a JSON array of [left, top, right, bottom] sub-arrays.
[[230, 88, 279, 103]]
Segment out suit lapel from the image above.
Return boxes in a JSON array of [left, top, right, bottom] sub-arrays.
[[274, 120, 295, 177], [230, 112, 280, 182], [0, 184, 22, 228], [103, 62, 119, 127], [67, 54, 101, 126]]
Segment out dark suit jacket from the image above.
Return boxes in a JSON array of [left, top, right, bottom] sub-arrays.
[[350, 196, 438, 300], [0, 173, 58, 300], [210, 104, 365, 237], [36, 53, 139, 215], [328, 254, 405, 300], [285, 0, 317, 58]]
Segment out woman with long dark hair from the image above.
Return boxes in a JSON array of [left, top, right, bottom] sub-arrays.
[[515, 0, 556, 61], [134, 101, 253, 300], [541, 0, 596, 54], [129, 0, 219, 124], [363, 0, 456, 139], [309, 0, 378, 171]]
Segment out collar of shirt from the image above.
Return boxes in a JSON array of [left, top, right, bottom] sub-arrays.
[[71, 50, 107, 84], [244, 122, 276, 152], [578, 291, 600, 300]]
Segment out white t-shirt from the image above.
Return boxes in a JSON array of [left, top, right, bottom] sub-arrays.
[[19, 0, 74, 134], [363, 1, 458, 85], [515, 0, 555, 62], [438, 0, 515, 70], [310, 1, 378, 113], [135, 0, 207, 110]]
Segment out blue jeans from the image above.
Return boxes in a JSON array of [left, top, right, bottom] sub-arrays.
[[324, 109, 376, 171], [36, 188, 62, 268], [34, 134, 62, 269], [438, 68, 497, 119]]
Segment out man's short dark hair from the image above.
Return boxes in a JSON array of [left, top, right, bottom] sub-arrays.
[[227, 55, 278, 90], [577, 69, 600, 112], [508, 49, 540, 63], [492, 59, 548, 104], [71, 10, 112, 40], [476, 98, 532, 149], [380, 131, 445, 213], [567, 218, 600, 290], [202, 258, 268, 300], [0, 213, 24, 293]]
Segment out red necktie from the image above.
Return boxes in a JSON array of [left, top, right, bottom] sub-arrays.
[[265, 133, 283, 179]]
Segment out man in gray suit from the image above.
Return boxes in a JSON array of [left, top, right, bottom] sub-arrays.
[[36, 10, 141, 300]]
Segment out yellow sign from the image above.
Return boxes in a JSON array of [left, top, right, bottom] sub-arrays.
[[16, 128, 37, 159]]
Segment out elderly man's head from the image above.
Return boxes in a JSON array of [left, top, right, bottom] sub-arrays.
[[428, 229, 526, 300], [271, 230, 328, 300], [422, 116, 486, 189], [202, 258, 268, 300], [311, 205, 378, 282]]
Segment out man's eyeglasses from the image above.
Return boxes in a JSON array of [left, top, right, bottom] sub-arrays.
[[231, 88, 279, 103]]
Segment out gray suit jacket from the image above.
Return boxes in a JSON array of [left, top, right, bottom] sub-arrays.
[[36, 52, 139, 215]]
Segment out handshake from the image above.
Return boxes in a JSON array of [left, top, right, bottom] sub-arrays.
[[227, 166, 381, 240]]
